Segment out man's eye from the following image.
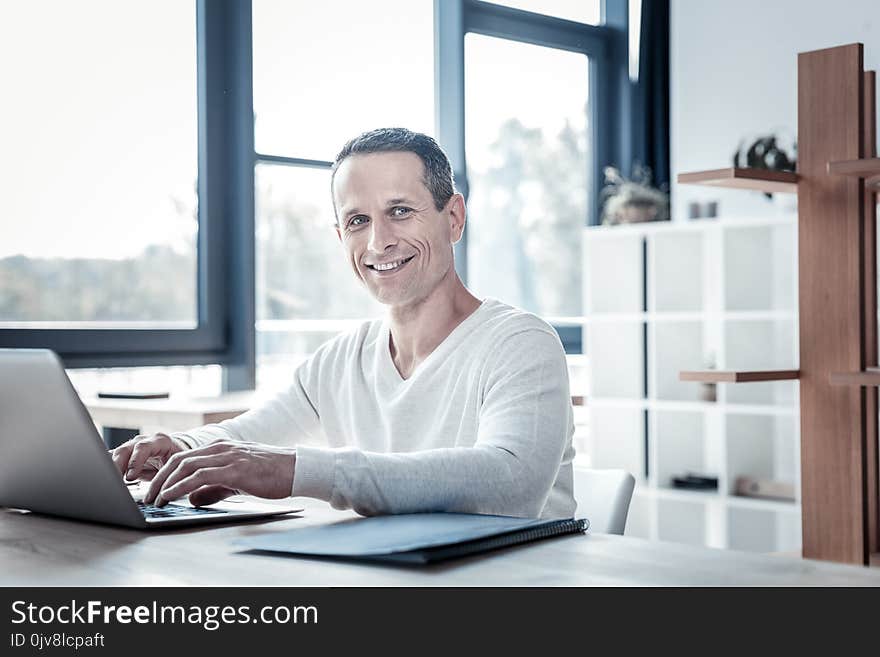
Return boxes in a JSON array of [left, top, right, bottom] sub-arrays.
[[390, 206, 413, 218], [349, 215, 369, 228]]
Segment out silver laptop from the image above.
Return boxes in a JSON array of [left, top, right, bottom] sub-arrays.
[[0, 348, 302, 529]]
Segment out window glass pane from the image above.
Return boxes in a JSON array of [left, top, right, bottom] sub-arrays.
[[252, 0, 434, 160], [256, 164, 383, 321], [255, 164, 383, 389], [0, 0, 198, 325], [465, 34, 590, 318], [484, 0, 601, 25]]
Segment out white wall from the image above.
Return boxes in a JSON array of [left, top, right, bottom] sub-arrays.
[[670, 0, 880, 221]]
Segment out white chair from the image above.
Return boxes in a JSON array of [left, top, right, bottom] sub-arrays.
[[573, 468, 636, 535]]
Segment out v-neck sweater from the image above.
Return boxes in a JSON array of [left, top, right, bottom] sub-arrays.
[[176, 298, 576, 519]]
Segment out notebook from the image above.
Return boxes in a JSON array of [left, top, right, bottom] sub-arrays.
[[237, 513, 589, 564]]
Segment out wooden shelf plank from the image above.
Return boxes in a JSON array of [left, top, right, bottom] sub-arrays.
[[679, 370, 800, 383], [826, 157, 880, 177], [677, 168, 798, 193], [829, 368, 880, 386]]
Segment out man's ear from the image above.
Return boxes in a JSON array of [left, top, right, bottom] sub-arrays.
[[447, 193, 466, 244]]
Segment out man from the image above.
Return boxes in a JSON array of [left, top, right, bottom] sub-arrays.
[[113, 128, 576, 519]]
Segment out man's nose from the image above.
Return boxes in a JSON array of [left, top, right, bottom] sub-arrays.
[[367, 217, 397, 254]]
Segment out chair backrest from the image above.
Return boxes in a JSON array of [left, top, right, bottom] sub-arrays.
[[573, 468, 636, 535]]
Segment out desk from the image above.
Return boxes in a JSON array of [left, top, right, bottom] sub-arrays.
[[2, 499, 879, 586], [83, 392, 259, 440]]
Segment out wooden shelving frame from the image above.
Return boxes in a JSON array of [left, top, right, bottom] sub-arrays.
[[677, 44, 880, 566], [829, 369, 880, 386], [676, 167, 798, 193], [826, 157, 880, 177], [680, 370, 800, 383]]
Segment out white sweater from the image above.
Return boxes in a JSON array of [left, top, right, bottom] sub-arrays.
[[176, 298, 577, 519]]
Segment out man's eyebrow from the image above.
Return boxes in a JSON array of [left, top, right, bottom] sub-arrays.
[[339, 198, 417, 218], [385, 197, 417, 207]]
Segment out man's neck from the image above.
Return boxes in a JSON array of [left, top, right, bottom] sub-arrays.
[[387, 272, 482, 380]]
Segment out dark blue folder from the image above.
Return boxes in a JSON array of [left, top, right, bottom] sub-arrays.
[[237, 513, 589, 564]]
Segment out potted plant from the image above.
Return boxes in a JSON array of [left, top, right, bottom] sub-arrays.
[[600, 165, 669, 225]]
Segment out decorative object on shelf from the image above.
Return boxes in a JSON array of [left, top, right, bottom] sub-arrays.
[[600, 165, 670, 225], [671, 473, 719, 491], [732, 131, 797, 199], [734, 476, 796, 502], [687, 200, 720, 220]]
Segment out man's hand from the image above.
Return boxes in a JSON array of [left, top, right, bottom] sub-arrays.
[[111, 433, 189, 482], [143, 441, 296, 507]]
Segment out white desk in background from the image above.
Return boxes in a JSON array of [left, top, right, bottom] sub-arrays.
[[82, 392, 258, 439]]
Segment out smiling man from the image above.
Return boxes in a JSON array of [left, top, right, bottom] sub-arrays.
[[113, 128, 576, 519]]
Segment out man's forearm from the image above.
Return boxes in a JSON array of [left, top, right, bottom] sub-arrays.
[[292, 442, 563, 518]]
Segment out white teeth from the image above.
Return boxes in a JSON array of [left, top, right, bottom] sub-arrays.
[[371, 257, 411, 271]]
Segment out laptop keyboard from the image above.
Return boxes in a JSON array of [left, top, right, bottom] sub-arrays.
[[137, 501, 227, 518]]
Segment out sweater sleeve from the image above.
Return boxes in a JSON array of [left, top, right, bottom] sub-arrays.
[[171, 349, 327, 453], [291, 328, 573, 519]]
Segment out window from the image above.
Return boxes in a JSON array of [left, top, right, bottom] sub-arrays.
[[465, 34, 589, 319], [436, 0, 621, 353], [254, 165, 383, 389], [251, 0, 434, 390], [0, 0, 231, 370], [0, 0, 198, 326], [252, 0, 434, 160], [1, 0, 636, 389]]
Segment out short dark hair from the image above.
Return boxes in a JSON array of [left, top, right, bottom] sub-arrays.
[[331, 128, 456, 217]]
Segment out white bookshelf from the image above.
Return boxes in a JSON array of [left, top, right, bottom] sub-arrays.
[[580, 214, 801, 553]]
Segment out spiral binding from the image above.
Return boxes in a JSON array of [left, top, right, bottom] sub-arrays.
[[414, 517, 589, 564]]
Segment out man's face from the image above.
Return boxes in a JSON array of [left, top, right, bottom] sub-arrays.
[[333, 151, 464, 308]]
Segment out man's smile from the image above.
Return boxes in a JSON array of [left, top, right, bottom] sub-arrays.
[[365, 255, 415, 274]]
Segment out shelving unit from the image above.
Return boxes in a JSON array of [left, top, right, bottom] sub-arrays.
[[673, 44, 879, 566], [582, 214, 801, 552]]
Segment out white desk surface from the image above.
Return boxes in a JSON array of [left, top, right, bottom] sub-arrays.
[[82, 391, 261, 415], [2, 498, 879, 587]]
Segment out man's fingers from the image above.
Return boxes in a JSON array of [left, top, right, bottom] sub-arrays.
[[144, 442, 230, 504], [188, 484, 238, 507], [144, 451, 186, 504], [155, 453, 234, 496], [156, 466, 237, 506], [110, 440, 137, 475], [125, 437, 163, 479]]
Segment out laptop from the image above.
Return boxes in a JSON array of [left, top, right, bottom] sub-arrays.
[[0, 348, 302, 529]]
